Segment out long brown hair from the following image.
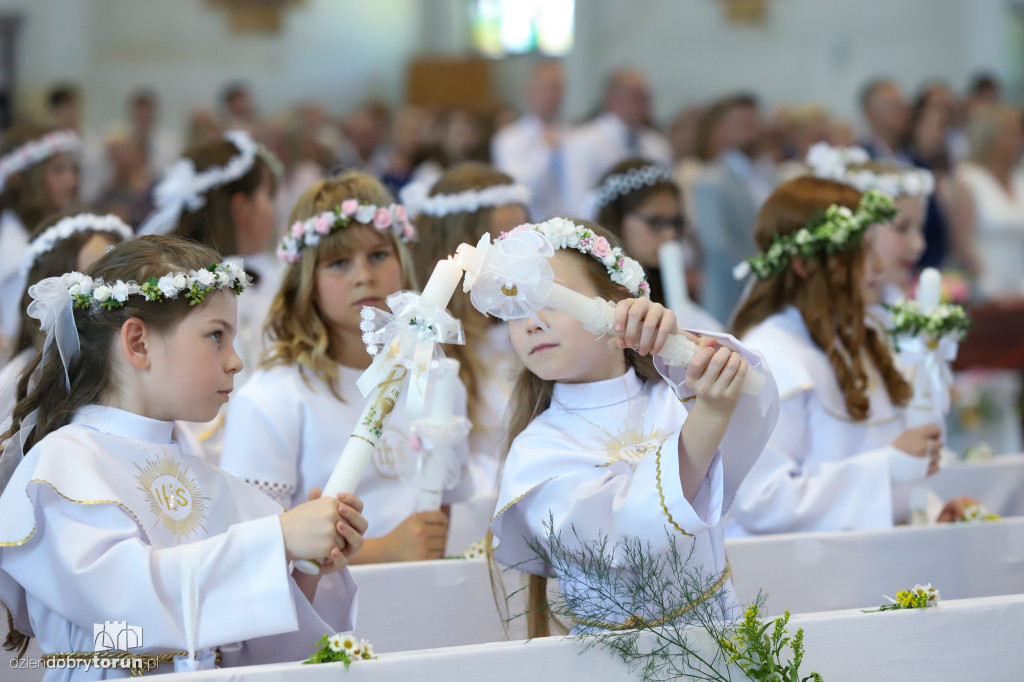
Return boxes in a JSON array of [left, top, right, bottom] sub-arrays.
[[261, 172, 416, 400], [411, 162, 528, 430], [167, 137, 272, 255], [0, 122, 77, 230], [14, 210, 132, 354], [731, 176, 911, 419], [2, 235, 223, 656], [487, 221, 661, 638]]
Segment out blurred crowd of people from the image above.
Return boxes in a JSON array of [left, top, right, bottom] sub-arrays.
[[11, 65, 1024, 328]]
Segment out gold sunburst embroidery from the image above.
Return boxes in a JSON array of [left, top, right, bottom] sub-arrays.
[[134, 450, 209, 543], [596, 427, 672, 469]]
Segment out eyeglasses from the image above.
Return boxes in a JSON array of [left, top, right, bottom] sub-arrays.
[[629, 213, 686, 234]]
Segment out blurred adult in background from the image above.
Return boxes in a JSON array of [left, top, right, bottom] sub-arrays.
[[949, 104, 1024, 299], [186, 107, 222, 149], [336, 105, 389, 175], [965, 72, 1002, 113], [692, 93, 775, 324], [492, 61, 566, 220], [859, 77, 910, 163], [562, 67, 671, 213], [903, 89, 956, 268], [46, 83, 82, 132], [129, 89, 181, 178], [379, 106, 429, 197], [93, 123, 153, 225]]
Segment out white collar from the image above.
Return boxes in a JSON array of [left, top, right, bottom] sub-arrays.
[[551, 367, 644, 411], [71, 404, 175, 444], [721, 148, 755, 178], [597, 112, 633, 145]]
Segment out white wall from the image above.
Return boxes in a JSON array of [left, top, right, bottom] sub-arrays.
[[0, 0, 1017, 138]]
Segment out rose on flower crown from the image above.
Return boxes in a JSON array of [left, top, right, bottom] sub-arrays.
[[276, 202, 417, 263]]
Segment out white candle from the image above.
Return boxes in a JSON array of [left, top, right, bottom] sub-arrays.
[[916, 267, 941, 312], [657, 240, 690, 316], [422, 258, 463, 309], [430, 358, 460, 420]]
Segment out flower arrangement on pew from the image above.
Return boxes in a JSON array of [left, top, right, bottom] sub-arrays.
[[718, 606, 823, 682], [511, 517, 823, 682], [304, 633, 377, 668], [957, 503, 1000, 523], [452, 538, 488, 560], [863, 584, 940, 612]]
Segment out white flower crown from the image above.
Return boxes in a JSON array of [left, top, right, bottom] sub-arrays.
[[138, 130, 265, 236], [806, 142, 935, 197], [0, 129, 81, 193], [404, 182, 530, 218], [58, 261, 250, 311], [500, 217, 650, 297], [20, 213, 134, 278], [276, 201, 417, 263], [593, 163, 676, 210]]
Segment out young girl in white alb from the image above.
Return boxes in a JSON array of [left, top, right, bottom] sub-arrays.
[[220, 172, 470, 563], [728, 177, 965, 535], [489, 218, 779, 635], [0, 235, 365, 679]]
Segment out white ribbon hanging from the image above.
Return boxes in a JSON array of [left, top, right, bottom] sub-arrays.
[[357, 291, 465, 420], [27, 275, 82, 391], [463, 232, 554, 327], [138, 159, 206, 236], [898, 334, 958, 416], [411, 416, 472, 489]]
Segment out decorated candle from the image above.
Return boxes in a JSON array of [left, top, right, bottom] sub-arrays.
[[657, 240, 690, 316], [916, 267, 941, 312]]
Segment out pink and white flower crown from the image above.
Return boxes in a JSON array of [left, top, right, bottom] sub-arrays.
[[499, 217, 650, 297], [0, 129, 81, 193], [276, 200, 417, 263]]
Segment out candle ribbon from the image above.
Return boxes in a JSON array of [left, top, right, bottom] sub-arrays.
[[358, 291, 465, 420], [898, 334, 958, 416], [410, 416, 473, 489], [462, 232, 554, 327]]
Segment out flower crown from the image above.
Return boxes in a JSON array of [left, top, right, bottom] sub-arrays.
[[20, 213, 134, 277], [593, 164, 676, 210], [59, 262, 250, 311], [138, 130, 272, 236], [806, 142, 935, 197], [0, 129, 81, 193], [401, 182, 530, 218], [733, 190, 897, 280], [500, 217, 650, 297], [276, 201, 417, 263]]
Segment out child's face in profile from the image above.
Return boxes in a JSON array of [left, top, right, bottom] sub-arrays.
[[864, 195, 925, 304], [144, 290, 243, 422], [509, 252, 627, 384], [313, 228, 403, 339]]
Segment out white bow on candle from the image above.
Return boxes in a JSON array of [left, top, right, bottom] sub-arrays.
[[358, 290, 465, 420]]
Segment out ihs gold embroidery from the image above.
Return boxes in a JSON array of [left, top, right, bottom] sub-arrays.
[[134, 450, 209, 543]]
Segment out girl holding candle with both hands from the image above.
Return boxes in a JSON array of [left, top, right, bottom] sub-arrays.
[[488, 218, 780, 636], [219, 172, 472, 563], [727, 177, 972, 536]]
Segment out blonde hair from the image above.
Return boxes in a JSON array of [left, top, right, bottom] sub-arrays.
[[966, 103, 1020, 163], [262, 172, 416, 400], [731, 176, 911, 419], [411, 162, 529, 431], [486, 221, 660, 638]]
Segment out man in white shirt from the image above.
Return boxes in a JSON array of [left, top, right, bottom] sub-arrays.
[[859, 78, 911, 164], [562, 68, 672, 214], [491, 61, 566, 220]]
